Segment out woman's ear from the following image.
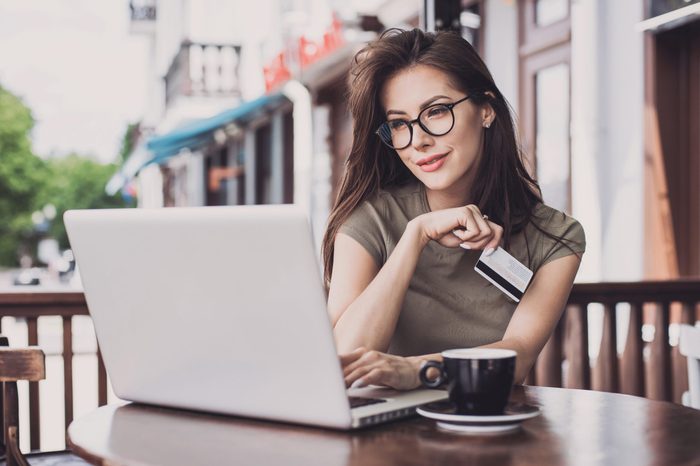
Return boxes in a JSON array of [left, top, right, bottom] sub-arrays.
[[481, 92, 496, 128]]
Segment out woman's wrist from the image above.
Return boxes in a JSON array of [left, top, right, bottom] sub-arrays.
[[405, 216, 431, 248], [406, 356, 426, 389]]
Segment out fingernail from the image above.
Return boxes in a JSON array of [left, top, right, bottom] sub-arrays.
[[484, 248, 495, 256], [452, 229, 461, 237], [459, 244, 471, 250], [350, 379, 365, 389]]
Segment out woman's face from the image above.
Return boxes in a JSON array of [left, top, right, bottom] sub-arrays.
[[379, 65, 494, 196]]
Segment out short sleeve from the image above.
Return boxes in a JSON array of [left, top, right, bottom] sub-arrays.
[[337, 200, 387, 267], [537, 208, 586, 268]]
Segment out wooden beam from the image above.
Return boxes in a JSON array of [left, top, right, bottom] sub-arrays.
[[0, 348, 45, 382]]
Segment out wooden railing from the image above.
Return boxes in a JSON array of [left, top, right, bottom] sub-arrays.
[[0, 280, 698, 451], [0, 291, 105, 452], [528, 279, 700, 403]]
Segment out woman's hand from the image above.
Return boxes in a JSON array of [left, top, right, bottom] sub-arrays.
[[340, 348, 423, 390], [412, 205, 503, 252]]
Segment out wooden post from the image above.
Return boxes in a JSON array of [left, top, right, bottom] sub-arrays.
[[536, 317, 564, 387], [26, 318, 40, 451], [647, 302, 672, 400], [63, 316, 74, 431], [565, 304, 590, 389], [98, 348, 108, 407], [593, 303, 618, 393], [620, 303, 645, 396]]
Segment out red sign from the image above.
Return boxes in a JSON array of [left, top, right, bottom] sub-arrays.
[[263, 14, 344, 93]]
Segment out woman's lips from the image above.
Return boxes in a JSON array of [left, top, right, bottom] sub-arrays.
[[417, 153, 448, 172]]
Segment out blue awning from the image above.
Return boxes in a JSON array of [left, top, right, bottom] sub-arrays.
[[106, 92, 290, 195], [146, 92, 289, 164]]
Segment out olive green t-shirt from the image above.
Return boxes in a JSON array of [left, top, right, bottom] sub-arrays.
[[338, 182, 586, 356]]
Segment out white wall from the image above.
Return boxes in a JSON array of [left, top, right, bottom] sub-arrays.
[[570, 0, 603, 282], [484, 0, 519, 116], [571, 0, 644, 282], [597, 0, 644, 281], [483, 0, 645, 282]]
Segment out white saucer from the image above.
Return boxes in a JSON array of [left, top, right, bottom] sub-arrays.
[[416, 401, 541, 434]]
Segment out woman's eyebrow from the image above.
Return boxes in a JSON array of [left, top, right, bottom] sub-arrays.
[[386, 95, 453, 116]]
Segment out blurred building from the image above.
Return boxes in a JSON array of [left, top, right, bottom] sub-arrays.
[[109, 0, 400, 245], [469, 0, 699, 285], [110, 0, 700, 283]]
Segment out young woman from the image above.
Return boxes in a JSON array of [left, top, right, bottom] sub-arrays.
[[321, 28, 585, 390]]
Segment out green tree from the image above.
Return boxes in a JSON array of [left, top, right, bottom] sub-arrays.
[[37, 154, 134, 251], [118, 122, 139, 165], [0, 84, 48, 266]]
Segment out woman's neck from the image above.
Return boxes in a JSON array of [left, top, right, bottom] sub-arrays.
[[425, 182, 472, 211]]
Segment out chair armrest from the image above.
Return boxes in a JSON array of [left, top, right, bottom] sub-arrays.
[[0, 348, 45, 383]]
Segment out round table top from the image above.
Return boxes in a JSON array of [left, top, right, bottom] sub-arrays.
[[68, 385, 700, 466]]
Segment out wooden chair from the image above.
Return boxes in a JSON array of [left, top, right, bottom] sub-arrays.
[[0, 336, 89, 466], [680, 324, 700, 409]]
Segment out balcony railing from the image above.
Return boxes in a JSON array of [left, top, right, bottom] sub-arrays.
[[164, 41, 242, 108], [0, 279, 698, 452], [0, 291, 106, 452], [528, 280, 699, 403]]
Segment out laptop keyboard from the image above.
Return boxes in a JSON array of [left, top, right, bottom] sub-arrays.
[[349, 396, 388, 409]]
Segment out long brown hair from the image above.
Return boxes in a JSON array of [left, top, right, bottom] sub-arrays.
[[322, 28, 546, 286]]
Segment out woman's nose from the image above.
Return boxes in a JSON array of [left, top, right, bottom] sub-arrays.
[[411, 123, 434, 149]]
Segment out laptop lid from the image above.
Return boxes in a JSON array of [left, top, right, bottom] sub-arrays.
[[65, 205, 354, 429]]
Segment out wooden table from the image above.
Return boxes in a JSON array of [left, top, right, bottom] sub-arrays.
[[67, 385, 700, 466]]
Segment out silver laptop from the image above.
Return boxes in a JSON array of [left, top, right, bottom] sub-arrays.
[[64, 205, 446, 429]]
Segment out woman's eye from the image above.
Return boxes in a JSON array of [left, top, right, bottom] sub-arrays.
[[426, 106, 449, 118], [388, 120, 408, 131]]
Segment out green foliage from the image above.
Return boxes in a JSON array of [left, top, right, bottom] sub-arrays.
[[37, 154, 133, 251], [118, 122, 139, 165], [0, 85, 48, 265], [0, 84, 134, 266]]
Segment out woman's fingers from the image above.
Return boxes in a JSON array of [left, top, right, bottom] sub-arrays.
[[339, 347, 367, 368], [452, 205, 496, 252], [344, 361, 384, 387], [343, 349, 382, 375], [468, 206, 492, 241], [342, 351, 423, 390], [357, 367, 390, 388], [485, 222, 504, 252]]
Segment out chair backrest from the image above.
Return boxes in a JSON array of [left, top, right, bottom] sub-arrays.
[[0, 335, 45, 466], [679, 323, 700, 409]]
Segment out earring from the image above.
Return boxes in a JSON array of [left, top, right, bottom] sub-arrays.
[[483, 121, 491, 128]]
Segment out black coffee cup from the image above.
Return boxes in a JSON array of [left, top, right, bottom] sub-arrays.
[[419, 348, 516, 415]]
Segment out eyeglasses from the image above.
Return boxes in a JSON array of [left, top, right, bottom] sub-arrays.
[[375, 95, 471, 150]]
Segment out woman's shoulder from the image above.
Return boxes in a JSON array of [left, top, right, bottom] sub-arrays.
[[525, 202, 586, 258], [530, 203, 583, 235]]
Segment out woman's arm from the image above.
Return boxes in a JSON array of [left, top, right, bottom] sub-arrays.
[[341, 253, 581, 389], [328, 220, 428, 354], [328, 205, 502, 354], [481, 252, 582, 383]]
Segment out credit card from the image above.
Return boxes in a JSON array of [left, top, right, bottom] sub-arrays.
[[474, 247, 533, 302]]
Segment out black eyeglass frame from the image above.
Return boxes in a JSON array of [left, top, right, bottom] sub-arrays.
[[375, 95, 472, 150]]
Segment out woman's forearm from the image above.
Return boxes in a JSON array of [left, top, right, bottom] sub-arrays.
[[334, 220, 429, 353], [480, 338, 533, 384]]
